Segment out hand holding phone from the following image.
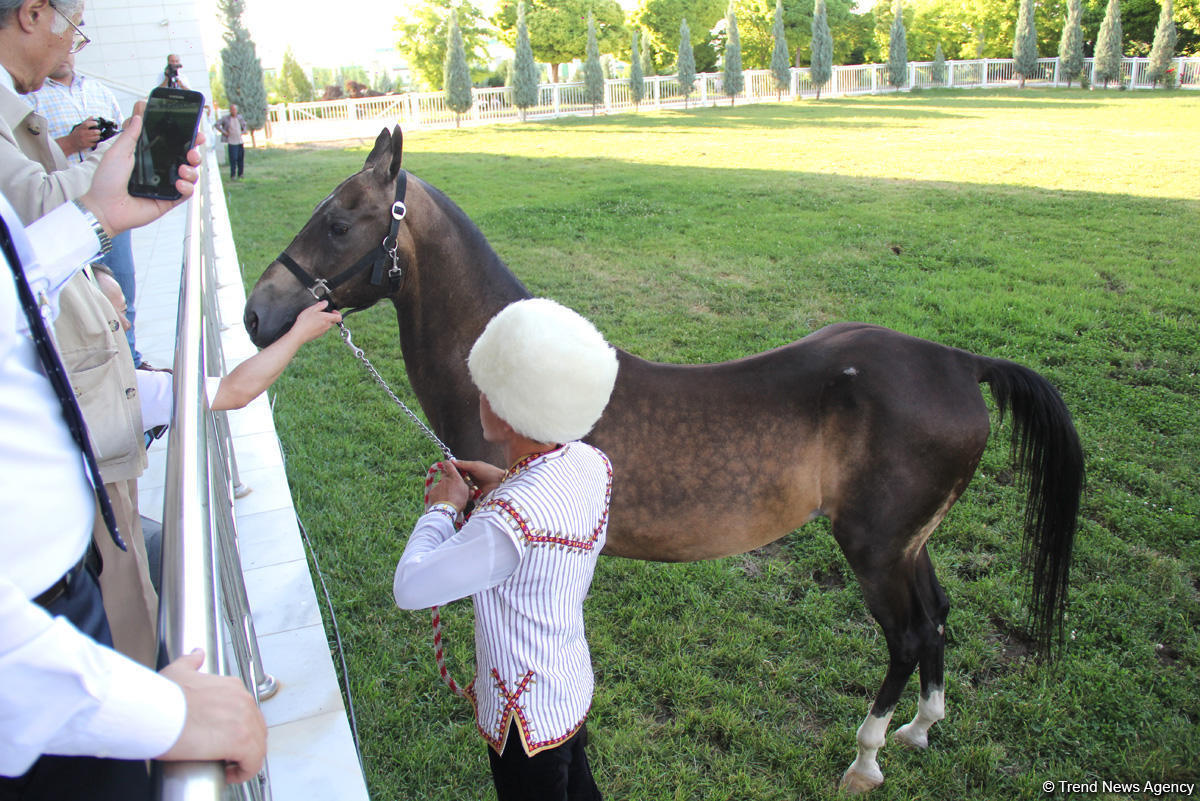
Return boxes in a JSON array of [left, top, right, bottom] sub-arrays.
[[128, 87, 205, 200]]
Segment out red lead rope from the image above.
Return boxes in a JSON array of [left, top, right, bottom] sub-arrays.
[[423, 463, 477, 700]]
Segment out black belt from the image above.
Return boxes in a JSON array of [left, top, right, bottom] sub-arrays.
[[34, 543, 102, 609]]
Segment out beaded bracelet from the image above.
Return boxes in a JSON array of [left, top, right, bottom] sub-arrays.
[[425, 502, 459, 522]]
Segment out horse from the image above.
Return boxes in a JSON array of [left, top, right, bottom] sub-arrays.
[[243, 127, 1084, 793]]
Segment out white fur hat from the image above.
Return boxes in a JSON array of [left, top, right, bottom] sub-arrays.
[[468, 298, 618, 444]]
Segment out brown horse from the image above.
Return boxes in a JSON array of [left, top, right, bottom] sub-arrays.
[[244, 127, 1084, 793]]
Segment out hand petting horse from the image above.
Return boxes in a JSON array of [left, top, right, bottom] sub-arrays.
[[244, 126, 1084, 793]]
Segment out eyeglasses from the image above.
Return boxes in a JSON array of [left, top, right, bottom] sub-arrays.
[[51, 4, 90, 54]]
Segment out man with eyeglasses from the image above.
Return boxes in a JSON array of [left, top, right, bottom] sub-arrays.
[[0, 0, 106, 223]]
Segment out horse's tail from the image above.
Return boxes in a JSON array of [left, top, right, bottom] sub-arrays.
[[980, 359, 1085, 658]]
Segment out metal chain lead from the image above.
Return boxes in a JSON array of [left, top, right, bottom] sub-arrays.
[[338, 321, 455, 461]]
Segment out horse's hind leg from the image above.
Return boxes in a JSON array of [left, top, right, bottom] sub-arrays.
[[834, 529, 951, 794], [893, 547, 949, 750]]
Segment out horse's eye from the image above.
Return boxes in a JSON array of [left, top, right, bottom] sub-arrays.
[[331, 222, 349, 236]]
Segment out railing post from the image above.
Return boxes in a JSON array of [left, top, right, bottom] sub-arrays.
[[553, 83, 561, 115], [982, 59, 989, 87]]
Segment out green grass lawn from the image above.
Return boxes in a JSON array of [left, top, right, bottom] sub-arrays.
[[224, 89, 1199, 800]]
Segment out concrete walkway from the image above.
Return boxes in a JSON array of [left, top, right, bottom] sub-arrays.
[[132, 157, 370, 801]]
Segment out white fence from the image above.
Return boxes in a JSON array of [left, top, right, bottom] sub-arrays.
[[265, 55, 1200, 144]]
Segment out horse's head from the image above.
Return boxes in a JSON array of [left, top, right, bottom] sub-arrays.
[[244, 126, 414, 347]]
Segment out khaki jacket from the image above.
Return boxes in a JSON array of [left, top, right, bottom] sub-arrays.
[[55, 269, 147, 484], [0, 81, 102, 224]]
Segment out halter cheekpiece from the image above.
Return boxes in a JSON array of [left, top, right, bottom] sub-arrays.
[[275, 169, 408, 313]]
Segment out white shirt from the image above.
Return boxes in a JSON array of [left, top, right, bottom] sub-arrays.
[[393, 508, 520, 609], [0, 194, 186, 776]]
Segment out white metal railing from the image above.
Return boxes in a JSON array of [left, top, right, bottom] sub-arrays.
[[264, 55, 1200, 144], [155, 150, 276, 801]]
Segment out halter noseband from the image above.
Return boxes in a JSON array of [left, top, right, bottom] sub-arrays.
[[275, 169, 409, 314]]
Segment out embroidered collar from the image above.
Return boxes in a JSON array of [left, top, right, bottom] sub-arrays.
[[502, 443, 566, 482]]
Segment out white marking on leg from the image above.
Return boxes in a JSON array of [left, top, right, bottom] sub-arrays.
[[843, 366, 858, 376], [840, 708, 893, 793], [894, 686, 945, 750]]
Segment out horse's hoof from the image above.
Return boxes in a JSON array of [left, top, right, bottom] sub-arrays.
[[839, 766, 884, 794], [893, 722, 929, 750]]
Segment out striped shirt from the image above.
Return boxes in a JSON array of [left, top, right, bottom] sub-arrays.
[[26, 73, 122, 163]]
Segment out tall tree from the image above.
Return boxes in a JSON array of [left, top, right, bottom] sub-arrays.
[[887, 0, 908, 87], [931, 41, 947, 84], [677, 17, 698, 107], [634, 0, 726, 73], [1094, 0, 1124, 87], [724, 4, 746, 104], [512, 0, 540, 120], [395, 0, 490, 91], [641, 26, 656, 75], [1013, 0, 1038, 87], [219, 0, 267, 141], [810, 0, 833, 98], [583, 12, 605, 114], [492, 0, 626, 83], [279, 47, 314, 102], [630, 29, 646, 108], [444, 9, 474, 127], [1058, 0, 1085, 86], [770, 0, 792, 99], [1147, 0, 1178, 85]]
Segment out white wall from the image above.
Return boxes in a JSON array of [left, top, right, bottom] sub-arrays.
[[75, 0, 215, 114]]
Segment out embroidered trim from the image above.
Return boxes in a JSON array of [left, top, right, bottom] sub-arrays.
[[502, 444, 567, 481], [470, 668, 590, 756], [424, 502, 458, 522]]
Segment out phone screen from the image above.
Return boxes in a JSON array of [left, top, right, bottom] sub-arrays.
[[128, 88, 205, 200]]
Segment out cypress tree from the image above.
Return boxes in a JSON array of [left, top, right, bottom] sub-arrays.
[[444, 9, 473, 127], [723, 4, 745, 106], [677, 18, 697, 109], [642, 29, 654, 77], [1013, 0, 1038, 88], [887, 0, 908, 89], [770, 0, 791, 101], [218, 0, 267, 139], [931, 42, 946, 86], [582, 12, 605, 115], [810, 0, 833, 99], [512, 0, 539, 121], [630, 29, 645, 108], [1147, 0, 1177, 87], [1058, 0, 1085, 87], [1093, 0, 1123, 88], [279, 46, 313, 102]]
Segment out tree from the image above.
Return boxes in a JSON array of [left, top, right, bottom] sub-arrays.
[[1013, 0, 1038, 87], [1094, 0, 1124, 87], [931, 41, 947, 84], [770, 0, 792, 99], [1147, 0, 1178, 85], [219, 0, 267, 142], [279, 47, 314, 102], [492, 0, 626, 83], [677, 17, 698, 107], [724, 4, 745, 104], [512, 0, 540, 120], [634, 0, 726, 74], [810, 0, 833, 98], [1058, 0, 1085, 86], [641, 26, 656, 75], [887, 0, 908, 87], [444, 10, 474, 127], [630, 29, 646, 108], [208, 64, 228, 109], [582, 12, 606, 114], [395, 0, 490, 91]]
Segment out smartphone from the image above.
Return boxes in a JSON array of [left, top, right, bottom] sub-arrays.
[[128, 87, 205, 200]]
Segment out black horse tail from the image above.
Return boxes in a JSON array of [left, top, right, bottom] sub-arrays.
[[981, 359, 1085, 658]]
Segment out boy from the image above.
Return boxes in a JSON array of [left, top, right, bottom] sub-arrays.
[[394, 298, 619, 801]]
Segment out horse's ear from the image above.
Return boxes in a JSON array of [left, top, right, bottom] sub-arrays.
[[363, 128, 392, 171], [375, 125, 403, 181]]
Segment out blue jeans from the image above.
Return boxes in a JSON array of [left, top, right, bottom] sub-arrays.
[[227, 143, 244, 177], [97, 230, 140, 366]]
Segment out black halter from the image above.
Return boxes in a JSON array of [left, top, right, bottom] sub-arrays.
[[276, 169, 409, 314]]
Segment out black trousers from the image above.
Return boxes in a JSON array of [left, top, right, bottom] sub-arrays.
[[227, 143, 244, 177], [0, 565, 153, 801], [487, 720, 602, 801]]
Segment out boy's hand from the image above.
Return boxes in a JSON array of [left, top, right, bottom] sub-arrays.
[[427, 462, 470, 512], [287, 300, 342, 343], [451, 459, 504, 497]]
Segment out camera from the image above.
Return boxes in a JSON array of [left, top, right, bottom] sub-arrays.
[[165, 63, 180, 78], [94, 117, 119, 143]]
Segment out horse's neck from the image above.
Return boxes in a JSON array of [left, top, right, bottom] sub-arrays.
[[392, 184, 528, 456]]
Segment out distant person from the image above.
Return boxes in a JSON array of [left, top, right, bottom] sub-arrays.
[[215, 103, 247, 180], [28, 53, 147, 366], [157, 53, 189, 90]]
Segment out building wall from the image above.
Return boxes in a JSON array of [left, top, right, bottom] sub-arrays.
[[75, 0, 214, 113]]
